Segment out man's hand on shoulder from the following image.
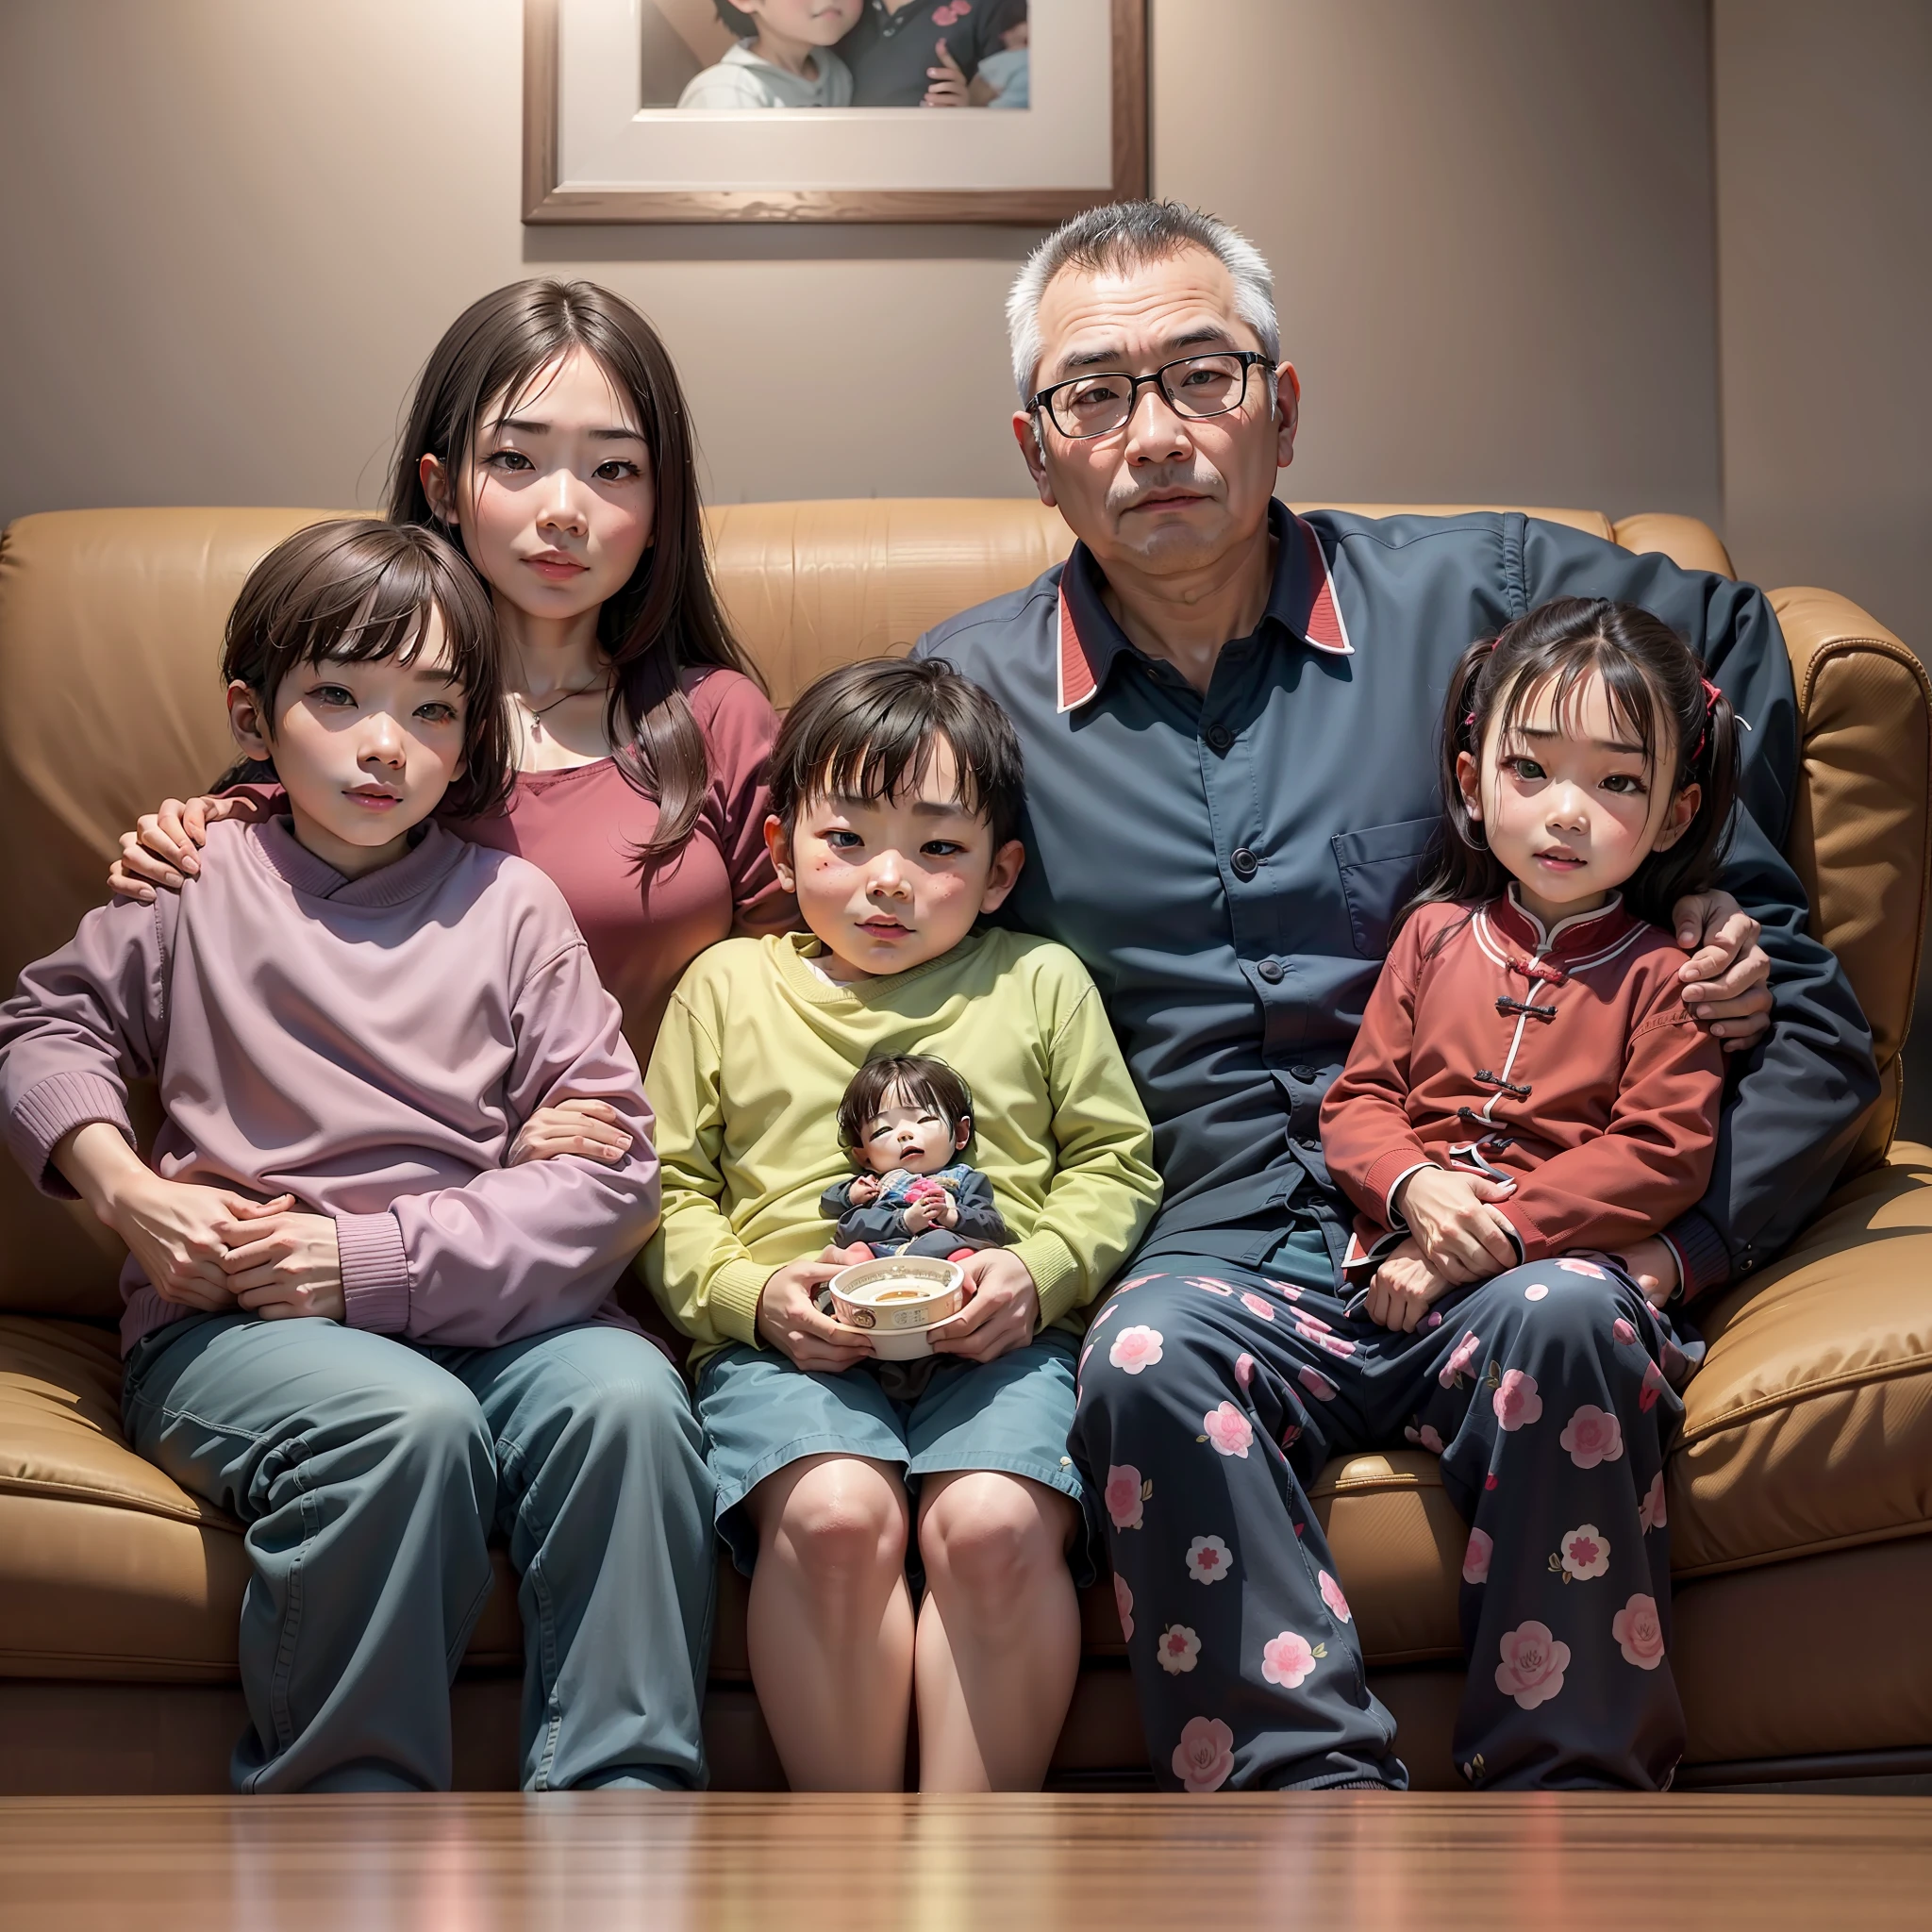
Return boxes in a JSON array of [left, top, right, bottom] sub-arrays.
[[1672, 889, 1772, 1052]]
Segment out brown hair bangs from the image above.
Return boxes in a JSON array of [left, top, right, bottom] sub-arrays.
[[837, 1055, 976, 1159]]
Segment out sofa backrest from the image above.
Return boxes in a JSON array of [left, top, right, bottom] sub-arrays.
[[0, 502, 1920, 1318]]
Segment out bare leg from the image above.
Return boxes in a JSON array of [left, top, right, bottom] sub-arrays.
[[914, 1471, 1081, 1791], [743, 1454, 914, 1791]]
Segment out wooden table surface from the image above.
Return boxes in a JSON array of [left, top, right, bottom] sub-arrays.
[[3, 1791, 1929, 1930]]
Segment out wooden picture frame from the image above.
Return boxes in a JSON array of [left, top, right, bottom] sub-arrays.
[[523, 0, 1148, 225]]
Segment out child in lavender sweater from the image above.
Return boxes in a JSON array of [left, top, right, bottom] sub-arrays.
[[0, 522, 713, 1795]]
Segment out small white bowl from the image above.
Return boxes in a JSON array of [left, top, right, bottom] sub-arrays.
[[828, 1257, 967, 1360]]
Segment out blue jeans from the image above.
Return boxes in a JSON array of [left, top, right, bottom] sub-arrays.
[[124, 1312, 716, 1793]]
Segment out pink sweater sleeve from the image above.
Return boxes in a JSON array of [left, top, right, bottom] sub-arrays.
[[339, 938, 661, 1347], [0, 894, 174, 1196], [695, 670, 797, 940]]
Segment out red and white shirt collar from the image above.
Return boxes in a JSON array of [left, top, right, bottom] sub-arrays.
[[1477, 886, 1648, 973], [1057, 510, 1354, 714]]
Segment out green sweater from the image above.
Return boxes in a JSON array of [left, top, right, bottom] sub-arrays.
[[642, 928, 1161, 1365]]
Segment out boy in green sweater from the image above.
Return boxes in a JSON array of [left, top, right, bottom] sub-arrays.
[[644, 658, 1159, 1794]]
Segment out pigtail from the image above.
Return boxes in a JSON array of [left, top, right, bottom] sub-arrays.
[[1623, 674, 1739, 925], [1395, 630, 1513, 938]]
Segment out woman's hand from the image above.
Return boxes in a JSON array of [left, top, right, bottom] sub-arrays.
[[508, 1098, 635, 1166], [1671, 889, 1772, 1052], [1364, 1238, 1454, 1333], [1393, 1166, 1518, 1284], [757, 1252, 874, 1374], [108, 793, 256, 903], [930, 1249, 1039, 1363], [923, 38, 969, 106], [217, 1208, 345, 1322]]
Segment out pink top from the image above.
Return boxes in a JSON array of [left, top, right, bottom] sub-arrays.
[[234, 667, 794, 1066], [0, 818, 659, 1355]]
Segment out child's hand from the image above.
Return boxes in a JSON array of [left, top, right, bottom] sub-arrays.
[[902, 1192, 959, 1233], [1364, 1238, 1453, 1333], [217, 1208, 345, 1322], [847, 1174, 882, 1206], [758, 1253, 874, 1374], [930, 1249, 1038, 1364], [923, 38, 969, 107], [508, 1098, 634, 1166], [108, 792, 257, 903], [1393, 1166, 1519, 1283]]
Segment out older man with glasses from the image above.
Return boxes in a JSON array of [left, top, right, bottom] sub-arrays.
[[912, 199, 1875, 1793]]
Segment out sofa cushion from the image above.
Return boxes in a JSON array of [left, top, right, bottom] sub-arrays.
[[1671, 1145, 1932, 1576], [0, 1316, 521, 1679]]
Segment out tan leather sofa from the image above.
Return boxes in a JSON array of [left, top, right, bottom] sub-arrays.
[[2, 501, 1929, 1794]]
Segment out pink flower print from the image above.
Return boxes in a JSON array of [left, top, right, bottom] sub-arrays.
[[1440, 1329, 1482, 1388], [1186, 1535, 1233, 1585], [1172, 1715, 1235, 1792], [1112, 1572, 1134, 1641], [1291, 1310, 1332, 1334], [1104, 1464, 1145, 1532], [1404, 1423, 1445, 1454], [1202, 1403, 1254, 1458], [1267, 1277, 1303, 1303], [1297, 1365, 1338, 1403], [1089, 1303, 1122, 1329], [1558, 1523, 1610, 1581], [1612, 1317, 1638, 1345], [1461, 1526, 1493, 1584], [1638, 1360, 1666, 1413], [1185, 1275, 1234, 1297], [1492, 1369, 1543, 1431], [1484, 1470, 1499, 1491], [1611, 1593, 1665, 1670], [1157, 1624, 1201, 1674], [1108, 1324, 1164, 1375], [1078, 1344, 1092, 1376], [1279, 1422, 1303, 1449], [1240, 1291, 1275, 1322], [1425, 1309, 1442, 1327], [1260, 1629, 1317, 1689], [1318, 1570, 1352, 1624], [1494, 1621, 1571, 1709], [1316, 1332, 1355, 1358], [1639, 1470, 1668, 1532], [1524, 1282, 1549, 1301], [1558, 1404, 1624, 1469], [1234, 1352, 1256, 1391], [1557, 1258, 1607, 1278]]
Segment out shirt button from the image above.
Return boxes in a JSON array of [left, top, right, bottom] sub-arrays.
[[1257, 958, 1284, 984], [1206, 724, 1233, 753], [1291, 1064, 1317, 1083], [1230, 846, 1258, 879]]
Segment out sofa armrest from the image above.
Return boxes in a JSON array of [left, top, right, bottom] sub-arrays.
[[1772, 590, 1930, 1171]]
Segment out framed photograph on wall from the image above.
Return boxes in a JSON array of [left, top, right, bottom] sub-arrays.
[[523, 0, 1148, 223]]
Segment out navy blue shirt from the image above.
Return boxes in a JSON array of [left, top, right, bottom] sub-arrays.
[[914, 503, 1877, 1298]]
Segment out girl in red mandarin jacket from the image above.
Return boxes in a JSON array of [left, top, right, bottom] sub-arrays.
[[1317, 596, 1740, 1787]]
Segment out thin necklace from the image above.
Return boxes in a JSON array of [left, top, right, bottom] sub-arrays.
[[513, 679, 604, 741]]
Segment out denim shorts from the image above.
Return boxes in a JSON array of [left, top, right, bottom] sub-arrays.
[[694, 1329, 1094, 1587]]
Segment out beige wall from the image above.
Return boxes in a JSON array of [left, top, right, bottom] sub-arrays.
[[1, 0, 1723, 529], [1713, 0, 1930, 645]]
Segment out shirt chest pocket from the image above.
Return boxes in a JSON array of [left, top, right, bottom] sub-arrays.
[[1331, 817, 1439, 959]]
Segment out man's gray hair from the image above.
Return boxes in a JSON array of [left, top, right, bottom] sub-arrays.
[[1006, 200, 1281, 402]]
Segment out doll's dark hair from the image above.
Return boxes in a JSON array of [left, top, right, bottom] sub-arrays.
[[1403, 596, 1739, 933], [838, 1055, 975, 1159], [713, 0, 757, 34], [769, 658, 1026, 849], [388, 278, 762, 859], [217, 520, 513, 820]]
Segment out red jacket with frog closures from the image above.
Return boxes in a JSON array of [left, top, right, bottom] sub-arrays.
[[1320, 887, 1724, 1283]]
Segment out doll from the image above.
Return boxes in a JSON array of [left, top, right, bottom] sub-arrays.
[[821, 1054, 1010, 1260]]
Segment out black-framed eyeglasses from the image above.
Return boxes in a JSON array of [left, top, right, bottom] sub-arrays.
[[1026, 351, 1273, 441]]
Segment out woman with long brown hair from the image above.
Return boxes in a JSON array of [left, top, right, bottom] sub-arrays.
[[111, 279, 791, 1085]]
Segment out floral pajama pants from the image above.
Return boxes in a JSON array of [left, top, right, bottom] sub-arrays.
[[1070, 1237, 1690, 1793]]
